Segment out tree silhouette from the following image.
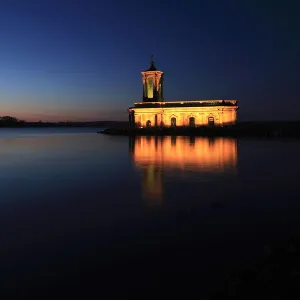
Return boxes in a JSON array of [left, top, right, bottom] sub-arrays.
[[0, 116, 20, 125]]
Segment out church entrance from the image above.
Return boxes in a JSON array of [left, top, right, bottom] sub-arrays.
[[146, 120, 151, 127], [171, 117, 176, 127], [189, 117, 195, 127], [208, 117, 215, 126]]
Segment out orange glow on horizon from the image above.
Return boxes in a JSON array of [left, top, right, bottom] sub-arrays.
[[0, 109, 127, 122]]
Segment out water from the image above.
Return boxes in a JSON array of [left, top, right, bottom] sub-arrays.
[[1, 128, 300, 298]]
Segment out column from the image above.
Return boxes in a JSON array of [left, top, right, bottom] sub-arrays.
[[198, 113, 204, 126], [219, 112, 223, 126], [140, 115, 143, 127], [156, 113, 161, 127], [134, 114, 138, 128], [180, 113, 185, 126]]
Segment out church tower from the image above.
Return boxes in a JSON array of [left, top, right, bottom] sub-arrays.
[[141, 55, 164, 102]]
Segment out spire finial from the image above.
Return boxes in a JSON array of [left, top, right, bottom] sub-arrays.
[[146, 54, 157, 71]]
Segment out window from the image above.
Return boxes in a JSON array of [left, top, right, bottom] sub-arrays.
[[171, 117, 176, 127], [189, 117, 195, 127]]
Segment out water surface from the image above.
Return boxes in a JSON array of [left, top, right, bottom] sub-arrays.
[[1, 128, 300, 298]]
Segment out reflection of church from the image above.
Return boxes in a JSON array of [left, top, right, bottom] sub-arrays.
[[128, 56, 239, 128], [129, 136, 238, 205]]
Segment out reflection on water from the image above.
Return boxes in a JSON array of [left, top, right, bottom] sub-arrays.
[[1, 129, 300, 298], [130, 136, 238, 205]]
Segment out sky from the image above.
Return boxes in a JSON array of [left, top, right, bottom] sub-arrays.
[[0, 0, 299, 121]]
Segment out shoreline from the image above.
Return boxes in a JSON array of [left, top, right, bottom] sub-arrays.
[[99, 122, 300, 138]]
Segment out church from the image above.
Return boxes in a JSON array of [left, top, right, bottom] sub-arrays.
[[128, 57, 238, 128]]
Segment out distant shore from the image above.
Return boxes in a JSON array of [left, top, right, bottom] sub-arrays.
[[99, 121, 300, 138], [1, 120, 300, 138], [0, 120, 128, 128]]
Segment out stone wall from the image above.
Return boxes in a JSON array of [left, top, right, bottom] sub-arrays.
[[131, 106, 238, 127]]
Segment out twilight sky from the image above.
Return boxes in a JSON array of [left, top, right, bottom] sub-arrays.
[[0, 0, 299, 121]]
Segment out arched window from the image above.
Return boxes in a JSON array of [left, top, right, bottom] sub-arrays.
[[189, 117, 195, 127], [208, 117, 214, 126], [171, 117, 176, 127], [146, 120, 151, 127]]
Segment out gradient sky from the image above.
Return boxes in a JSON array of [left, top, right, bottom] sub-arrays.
[[0, 0, 299, 121]]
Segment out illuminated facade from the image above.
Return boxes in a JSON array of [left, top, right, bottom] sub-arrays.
[[130, 136, 238, 206], [128, 57, 239, 127]]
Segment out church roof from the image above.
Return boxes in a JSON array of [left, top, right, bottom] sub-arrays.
[[132, 100, 238, 109], [146, 61, 157, 71], [145, 55, 158, 71]]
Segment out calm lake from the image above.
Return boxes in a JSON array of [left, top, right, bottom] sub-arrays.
[[1, 128, 300, 298]]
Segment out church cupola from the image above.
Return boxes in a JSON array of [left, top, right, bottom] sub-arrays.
[[141, 55, 164, 102]]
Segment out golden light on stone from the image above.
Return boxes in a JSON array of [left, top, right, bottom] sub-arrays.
[[130, 100, 238, 127], [128, 57, 239, 128]]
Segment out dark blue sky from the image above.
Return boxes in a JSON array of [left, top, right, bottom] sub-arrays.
[[0, 0, 299, 121]]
